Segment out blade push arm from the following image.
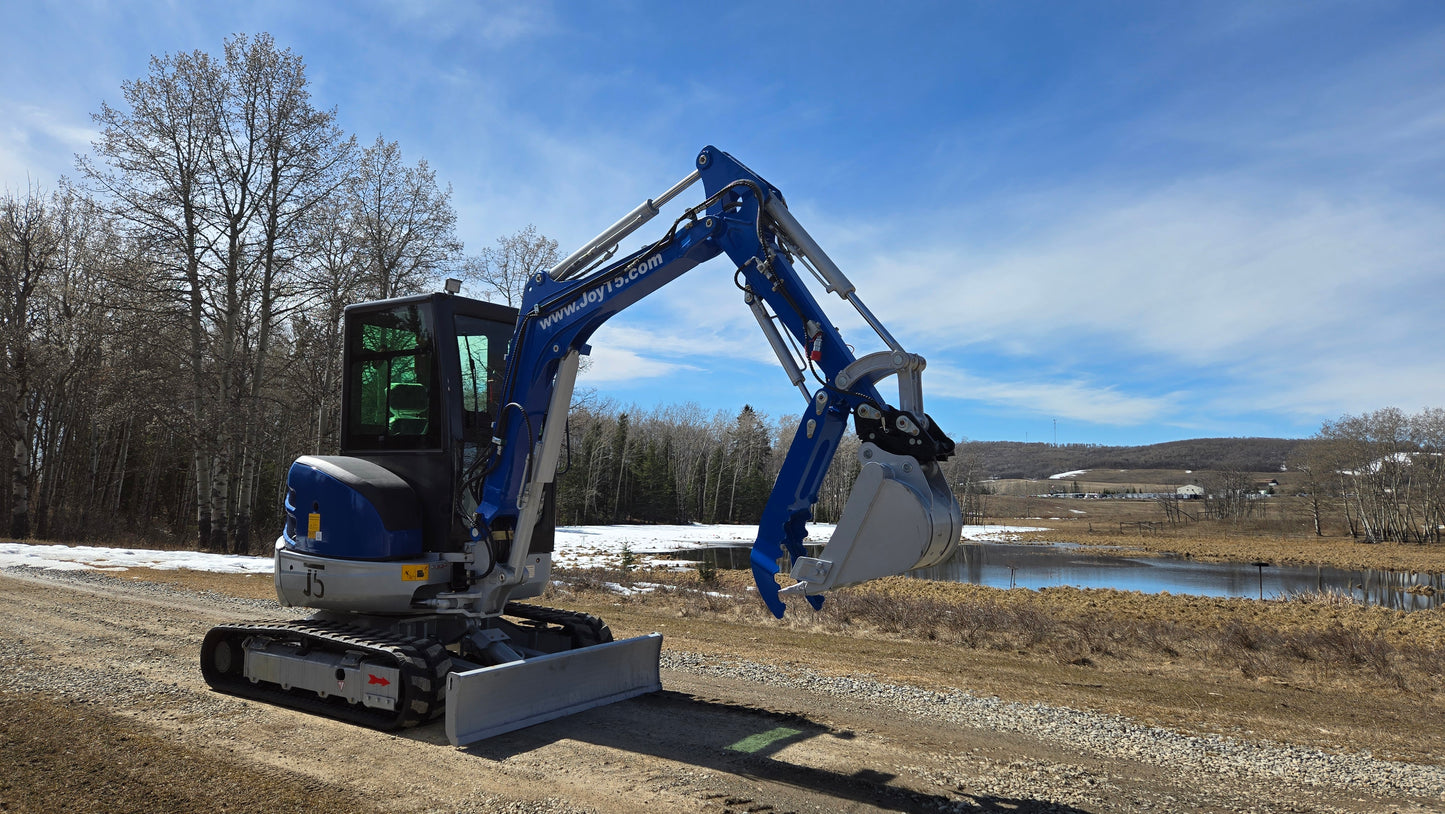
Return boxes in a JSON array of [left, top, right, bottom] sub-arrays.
[[474, 146, 960, 617]]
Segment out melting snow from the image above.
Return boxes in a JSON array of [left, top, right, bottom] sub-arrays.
[[1, 523, 1049, 574], [0, 542, 273, 574], [552, 524, 794, 569]]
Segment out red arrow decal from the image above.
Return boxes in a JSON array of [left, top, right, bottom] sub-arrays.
[[367, 674, 391, 686]]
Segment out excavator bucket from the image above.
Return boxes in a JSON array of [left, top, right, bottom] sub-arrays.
[[782, 444, 961, 598], [444, 633, 663, 746]]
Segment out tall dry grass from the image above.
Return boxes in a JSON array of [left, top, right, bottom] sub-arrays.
[[548, 567, 1445, 694]]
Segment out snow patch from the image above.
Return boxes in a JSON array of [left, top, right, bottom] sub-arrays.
[[0, 542, 273, 574], [960, 524, 1047, 541], [552, 524, 834, 569], [1, 522, 1052, 575]]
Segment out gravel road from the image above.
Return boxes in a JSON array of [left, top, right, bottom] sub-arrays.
[[3, 565, 1441, 814]]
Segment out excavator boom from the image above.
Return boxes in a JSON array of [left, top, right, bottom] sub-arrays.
[[474, 146, 961, 618]]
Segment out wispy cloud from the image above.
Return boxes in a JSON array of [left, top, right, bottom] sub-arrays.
[[843, 177, 1444, 400], [578, 346, 691, 383], [925, 364, 1181, 428], [1213, 352, 1445, 424], [0, 102, 99, 191]]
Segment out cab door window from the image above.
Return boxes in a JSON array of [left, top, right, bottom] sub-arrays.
[[345, 304, 440, 450]]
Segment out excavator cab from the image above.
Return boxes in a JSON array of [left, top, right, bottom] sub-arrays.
[[346, 301, 441, 448], [273, 293, 538, 604], [292, 294, 519, 557]]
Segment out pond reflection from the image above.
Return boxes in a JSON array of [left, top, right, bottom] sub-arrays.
[[678, 542, 1444, 611], [909, 543, 1443, 611]]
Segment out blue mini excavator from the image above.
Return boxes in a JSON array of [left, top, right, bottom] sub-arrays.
[[201, 147, 962, 745]]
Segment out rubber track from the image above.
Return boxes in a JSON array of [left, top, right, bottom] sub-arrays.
[[200, 619, 451, 730], [504, 602, 614, 648]]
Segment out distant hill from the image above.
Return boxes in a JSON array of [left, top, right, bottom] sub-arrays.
[[961, 438, 1312, 480]]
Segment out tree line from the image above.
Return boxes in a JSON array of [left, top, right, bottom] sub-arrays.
[[970, 437, 1306, 480], [1294, 407, 1445, 544], [552, 402, 858, 527], [0, 35, 550, 552]]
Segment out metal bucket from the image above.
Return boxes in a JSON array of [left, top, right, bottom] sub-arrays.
[[783, 443, 961, 597]]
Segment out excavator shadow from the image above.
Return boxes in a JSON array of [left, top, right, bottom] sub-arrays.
[[404, 690, 1091, 814]]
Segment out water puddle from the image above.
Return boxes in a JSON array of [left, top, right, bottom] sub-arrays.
[[671, 542, 1444, 611]]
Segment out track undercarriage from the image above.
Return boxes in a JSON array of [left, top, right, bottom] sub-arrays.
[[200, 603, 642, 741]]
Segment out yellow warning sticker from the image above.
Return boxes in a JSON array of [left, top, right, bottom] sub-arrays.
[[307, 513, 321, 539], [401, 564, 429, 582]]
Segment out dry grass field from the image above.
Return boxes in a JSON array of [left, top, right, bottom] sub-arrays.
[[538, 549, 1445, 767], [970, 469, 1445, 573]]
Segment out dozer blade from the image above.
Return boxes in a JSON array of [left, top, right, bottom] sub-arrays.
[[782, 443, 961, 597], [445, 633, 663, 746]]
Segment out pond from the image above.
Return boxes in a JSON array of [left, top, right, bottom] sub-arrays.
[[677, 542, 1444, 611]]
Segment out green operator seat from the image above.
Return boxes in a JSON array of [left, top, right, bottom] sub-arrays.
[[387, 381, 430, 436]]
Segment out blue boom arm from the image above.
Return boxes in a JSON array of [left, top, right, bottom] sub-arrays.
[[474, 146, 958, 618]]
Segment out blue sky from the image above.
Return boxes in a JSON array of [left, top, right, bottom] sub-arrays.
[[4, 1, 1443, 446]]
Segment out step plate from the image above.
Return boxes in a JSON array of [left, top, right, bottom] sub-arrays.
[[445, 633, 663, 746]]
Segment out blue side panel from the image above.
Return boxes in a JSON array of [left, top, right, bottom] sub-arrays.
[[283, 462, 424, 560]]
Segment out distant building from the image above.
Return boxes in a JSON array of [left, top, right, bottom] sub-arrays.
[[1176, 485, 1205, 499]]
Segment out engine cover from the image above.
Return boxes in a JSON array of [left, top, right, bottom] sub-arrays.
[[283, 455, 424, 560]]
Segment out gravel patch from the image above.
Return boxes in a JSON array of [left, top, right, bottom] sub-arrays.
[[3, 565, 286, 722], [662, 650, 1445, 804], [3, 564, 284, 614]]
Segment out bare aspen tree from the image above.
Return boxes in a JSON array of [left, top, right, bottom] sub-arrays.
[[0, 184, 134, 543], [85, 35, 358, 552], [222, 34, 354, 553], [1292, 459, 1325, 536], [459, 224, 559, 307], [0, 185, 63, 538], [1205, 468, 1258, 523], [943, 441, 987, 524], [1318, 407, 1442, 544], [350, 136, 462, 300], [1412, 408, 1445, 544], [36, 189, 127, 539], [289, 197, 365, 454], [82, 46, 218, 548], [816, 433, 862, 523]]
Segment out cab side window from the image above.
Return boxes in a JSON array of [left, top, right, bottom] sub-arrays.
[[454, 314, 512, 441]]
